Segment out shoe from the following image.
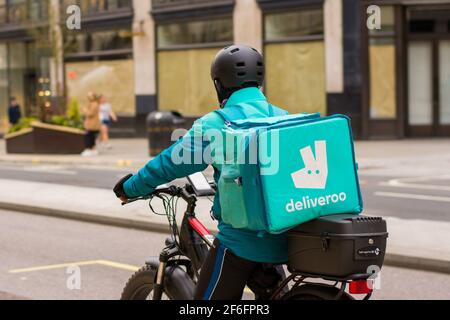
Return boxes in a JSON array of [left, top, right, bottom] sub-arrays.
[[106, 143, 112, 150], [81, 149, 92, 157], [90, 149, 99, 156]]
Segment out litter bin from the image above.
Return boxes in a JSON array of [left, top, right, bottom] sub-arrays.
[[147, 111, 185, 156]]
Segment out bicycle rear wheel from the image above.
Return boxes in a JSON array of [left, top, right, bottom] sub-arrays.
[[281, 284, 354, 300]]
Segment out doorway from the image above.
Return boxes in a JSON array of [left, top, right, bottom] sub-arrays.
[[407, 7, 450, 136]]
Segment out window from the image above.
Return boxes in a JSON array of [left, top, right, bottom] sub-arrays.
[[368, 6, 397, 120], [64, 29, 132, 55], [5, 0, 48, 24], [264, 8, 326, 115], [265, 9, 323, 41], [61, 0, 131, 15], [0, 0, 6, 24], [157, 18, 233, 49], [0, 44, 7, 128]]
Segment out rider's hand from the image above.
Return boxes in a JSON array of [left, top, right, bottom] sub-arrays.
[[114, 174, 133, 204]]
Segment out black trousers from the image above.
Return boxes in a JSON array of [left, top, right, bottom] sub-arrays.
[[85, 130, 99, 149], [194, 239, 284, 300]]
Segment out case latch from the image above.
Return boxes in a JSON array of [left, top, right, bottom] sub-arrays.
[[321, 232, 330, 251]]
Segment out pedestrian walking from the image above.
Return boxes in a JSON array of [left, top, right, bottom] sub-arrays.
[[81, 92, 101, 156], [98, 94, 117, 150]]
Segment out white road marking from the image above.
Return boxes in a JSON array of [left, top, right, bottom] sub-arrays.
[[21, 166, 77, 175], [9, 260, 138, 273], [375, 191, 450, 202], [380, 175, 450, 192]]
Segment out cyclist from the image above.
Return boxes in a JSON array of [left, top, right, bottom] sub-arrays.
[[114, 45, 288, 300]]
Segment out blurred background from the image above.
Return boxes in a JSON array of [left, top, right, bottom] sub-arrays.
[[0, 0, 449, 300], [0, 0, 449, 138]]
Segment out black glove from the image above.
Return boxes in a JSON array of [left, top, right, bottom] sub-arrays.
[[113, 174, 133, 199]]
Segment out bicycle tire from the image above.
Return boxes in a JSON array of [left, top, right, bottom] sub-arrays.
[[281, 284, 354, 300], [121, 265, 172, 300]]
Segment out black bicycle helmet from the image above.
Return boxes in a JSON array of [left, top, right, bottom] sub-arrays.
[[211, 44, 265, 104]]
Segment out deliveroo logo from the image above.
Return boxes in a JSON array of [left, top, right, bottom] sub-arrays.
[[286, 140, 347, 214], [291, 140, 328, 189]]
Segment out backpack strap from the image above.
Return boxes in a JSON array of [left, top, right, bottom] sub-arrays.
[[215, 102, 288, 124], [268, 104, 289, 117], [214, 107, 245, 124]]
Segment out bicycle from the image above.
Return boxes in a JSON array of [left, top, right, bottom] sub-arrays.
[[119, 173, 384, 300]]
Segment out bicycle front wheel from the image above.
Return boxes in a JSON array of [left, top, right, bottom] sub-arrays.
[[121, 265, 171, 300]]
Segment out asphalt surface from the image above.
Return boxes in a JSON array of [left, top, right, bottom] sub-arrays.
[[1, 209, 449, 300], [0, 163, 449, 222]]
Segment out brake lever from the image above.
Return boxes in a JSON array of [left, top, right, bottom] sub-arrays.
[[121, 196, 149, 205]]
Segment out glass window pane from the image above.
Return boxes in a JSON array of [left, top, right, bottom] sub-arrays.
[[265, 9, 323, 41], [265, 42, 326, 115], [8, 43, 26, 116], [369, 37, 397, 119], [409, 20, 435, 33], [158, 48, 218, 115], [64, 29, 132, 54], [90, 30, 132, 52], [0, 0, 7, 24], [439, 40, 450, 125], [66, 59, 135, 116], [157, 18, 233, 49], [0, 43, 7, 131], [29, 0, 48, 21], [368, 6, 395, 35], [8, 0, 27, 24], [408, 41, 433, 125]]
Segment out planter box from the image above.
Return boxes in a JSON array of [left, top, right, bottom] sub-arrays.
[[5, 122, 85, 154]]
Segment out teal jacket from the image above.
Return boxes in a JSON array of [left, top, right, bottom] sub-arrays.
[[124, 87, 288, 263]]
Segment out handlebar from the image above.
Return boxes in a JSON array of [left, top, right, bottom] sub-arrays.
[[123, 180, 216, 206]]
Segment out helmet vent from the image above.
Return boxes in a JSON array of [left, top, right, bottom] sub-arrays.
[[231, 48, 240, 54], [257, 61, 263, 67], [237, 72, 246, 77], [236, 62, 245, 67], [257, 71, 263, 76]]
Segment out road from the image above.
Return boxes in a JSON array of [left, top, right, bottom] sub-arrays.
[[0, 209, 449, 300], [1, 163, 449, 222]]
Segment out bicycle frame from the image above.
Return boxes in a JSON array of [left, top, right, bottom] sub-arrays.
[[151, 187, 214, 300]]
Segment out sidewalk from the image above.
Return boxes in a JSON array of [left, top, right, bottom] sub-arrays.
[[1, 177, 449, 274], [0, 139, 150, 169]]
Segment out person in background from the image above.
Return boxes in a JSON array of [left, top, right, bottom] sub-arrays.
[[7, 97, 22, 127], [98, 94, 117, 149], [81, 92, 101, 157]]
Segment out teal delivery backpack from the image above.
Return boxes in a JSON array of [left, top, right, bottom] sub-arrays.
[[215, 110, 363, 234]]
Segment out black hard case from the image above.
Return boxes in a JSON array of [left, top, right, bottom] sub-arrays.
[[287, 214, 388, 278]]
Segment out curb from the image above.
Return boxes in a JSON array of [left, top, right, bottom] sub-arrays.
[[1, 201, 448, 275], [383, 253, 450, 275], [0, 157, 146, 169]]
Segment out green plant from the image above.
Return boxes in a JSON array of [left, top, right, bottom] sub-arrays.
[[49, 97, 84, 130], [67, 97, 82, 122], [8, 117, 38, 134]]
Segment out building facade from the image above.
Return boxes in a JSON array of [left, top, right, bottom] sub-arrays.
[[0, 0, 449, 139]]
